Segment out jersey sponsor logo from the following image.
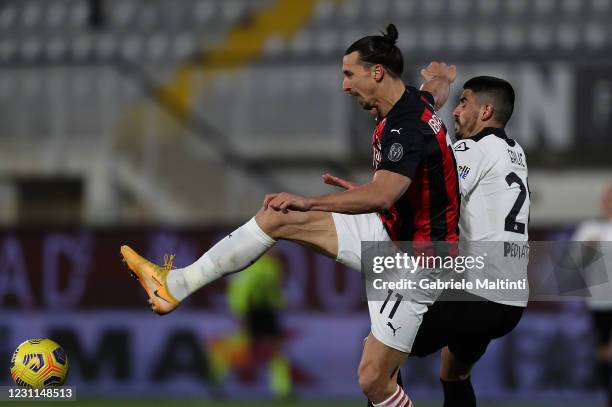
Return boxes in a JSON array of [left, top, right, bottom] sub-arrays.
[[427, 113, 444, 134], [458, 165, 471, 179], [504, 242, 529, 259], [388, 143, 404, 162], [373, 139, 382, 168], [390, 128, 402, 134], [371, 118, 386, 169], [454, 141, 470, 151]]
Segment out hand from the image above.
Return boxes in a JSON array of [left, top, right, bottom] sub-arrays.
[[263, 192, 312, 212], [322, 173, 360, 190], [420, 61, 457, 84]]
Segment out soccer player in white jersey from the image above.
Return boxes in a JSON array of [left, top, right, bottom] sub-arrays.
[[572, 184, 612, 407], [402, 76, 530, 407]]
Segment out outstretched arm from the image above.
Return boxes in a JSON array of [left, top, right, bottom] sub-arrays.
[[419, 61, 457, 110], [264, 170, 411, 214]]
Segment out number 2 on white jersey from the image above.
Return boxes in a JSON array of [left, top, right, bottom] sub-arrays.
[[504, 172, 528, 234]]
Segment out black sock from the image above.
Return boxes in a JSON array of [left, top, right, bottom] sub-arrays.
[[596, 361, 611, 406], [441, 376, 476, 407]]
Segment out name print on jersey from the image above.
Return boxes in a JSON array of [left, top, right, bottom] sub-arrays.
[[507, 149, 526, 167], [427, 113, 444, 134]]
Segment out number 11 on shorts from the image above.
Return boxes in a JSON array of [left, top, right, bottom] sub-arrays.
[[380, 289, 403, 319]]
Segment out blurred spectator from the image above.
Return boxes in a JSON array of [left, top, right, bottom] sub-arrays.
[[210, 254, 292, 399], [89, 0, 105, 29], [572, 184, 612, 407]]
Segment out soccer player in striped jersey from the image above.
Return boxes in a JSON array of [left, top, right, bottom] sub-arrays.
[[121, 25, 458, 406]]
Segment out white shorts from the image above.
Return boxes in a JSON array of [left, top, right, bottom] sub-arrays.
[[368, 297, 429, 353], [331, 212, 430, 353], [331, 212, 391, 271]]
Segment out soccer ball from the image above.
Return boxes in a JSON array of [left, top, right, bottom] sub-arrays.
[[10, 338, 69, 387]]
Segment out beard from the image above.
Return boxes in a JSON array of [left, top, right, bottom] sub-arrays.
[[454, 121, 464, 139], [353, 93, 376, 111], [361, 102, 376, 111], [454, 113, 477, 139], [358, 97, 376, 111]]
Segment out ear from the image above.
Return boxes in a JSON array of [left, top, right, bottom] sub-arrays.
[[480, 104, 495, 122], [373, 64, 384, 82]]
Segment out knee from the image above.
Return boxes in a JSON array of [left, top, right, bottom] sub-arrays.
[[440, 348, 472, 381], [358, 362, 389, 402], [441, 370, 471, 382], [255, 208, 288, 239], [596, 344, 612, 363]]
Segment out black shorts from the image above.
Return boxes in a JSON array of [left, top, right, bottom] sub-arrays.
[[410, 290, 525, 364], [591, 309, 612, 345]]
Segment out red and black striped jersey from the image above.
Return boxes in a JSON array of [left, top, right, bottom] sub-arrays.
[[372, 86, 460, 242]]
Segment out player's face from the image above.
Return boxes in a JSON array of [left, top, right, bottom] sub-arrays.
[[342, 52, 378, 111], [452, 89, 480, 139]]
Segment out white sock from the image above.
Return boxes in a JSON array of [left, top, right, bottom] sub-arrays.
[[373, 385, 413, 407], [166, 217, 276, 301]]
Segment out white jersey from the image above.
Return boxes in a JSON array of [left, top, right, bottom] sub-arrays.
[[453, 127, 530, 306], [571, 219, 612, 310]]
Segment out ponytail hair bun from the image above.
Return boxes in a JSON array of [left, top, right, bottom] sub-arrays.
[[382, 24, 399, 46], [345, 24, 404, 78]]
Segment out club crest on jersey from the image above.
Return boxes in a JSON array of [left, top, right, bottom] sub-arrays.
[[388, 143, 404, 162], [454, 142, 470, 151]]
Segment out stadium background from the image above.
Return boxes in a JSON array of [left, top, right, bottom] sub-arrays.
[[0, 0, 611, 406]]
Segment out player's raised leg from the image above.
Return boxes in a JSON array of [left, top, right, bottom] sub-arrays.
[[121, 206, 337, 315]]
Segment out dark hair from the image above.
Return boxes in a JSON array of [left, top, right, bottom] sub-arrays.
[[463, 76, 515, 126], [345, 24, 404, 78]]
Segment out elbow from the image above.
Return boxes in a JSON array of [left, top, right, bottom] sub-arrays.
[[364, 178, 405, 212], [430, 93, 444, 110], [375, 196, 396, 212], [427, 92, 439, 108]]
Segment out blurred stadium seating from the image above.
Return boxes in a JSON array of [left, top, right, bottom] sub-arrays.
[[0, 0, 610, 225]]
